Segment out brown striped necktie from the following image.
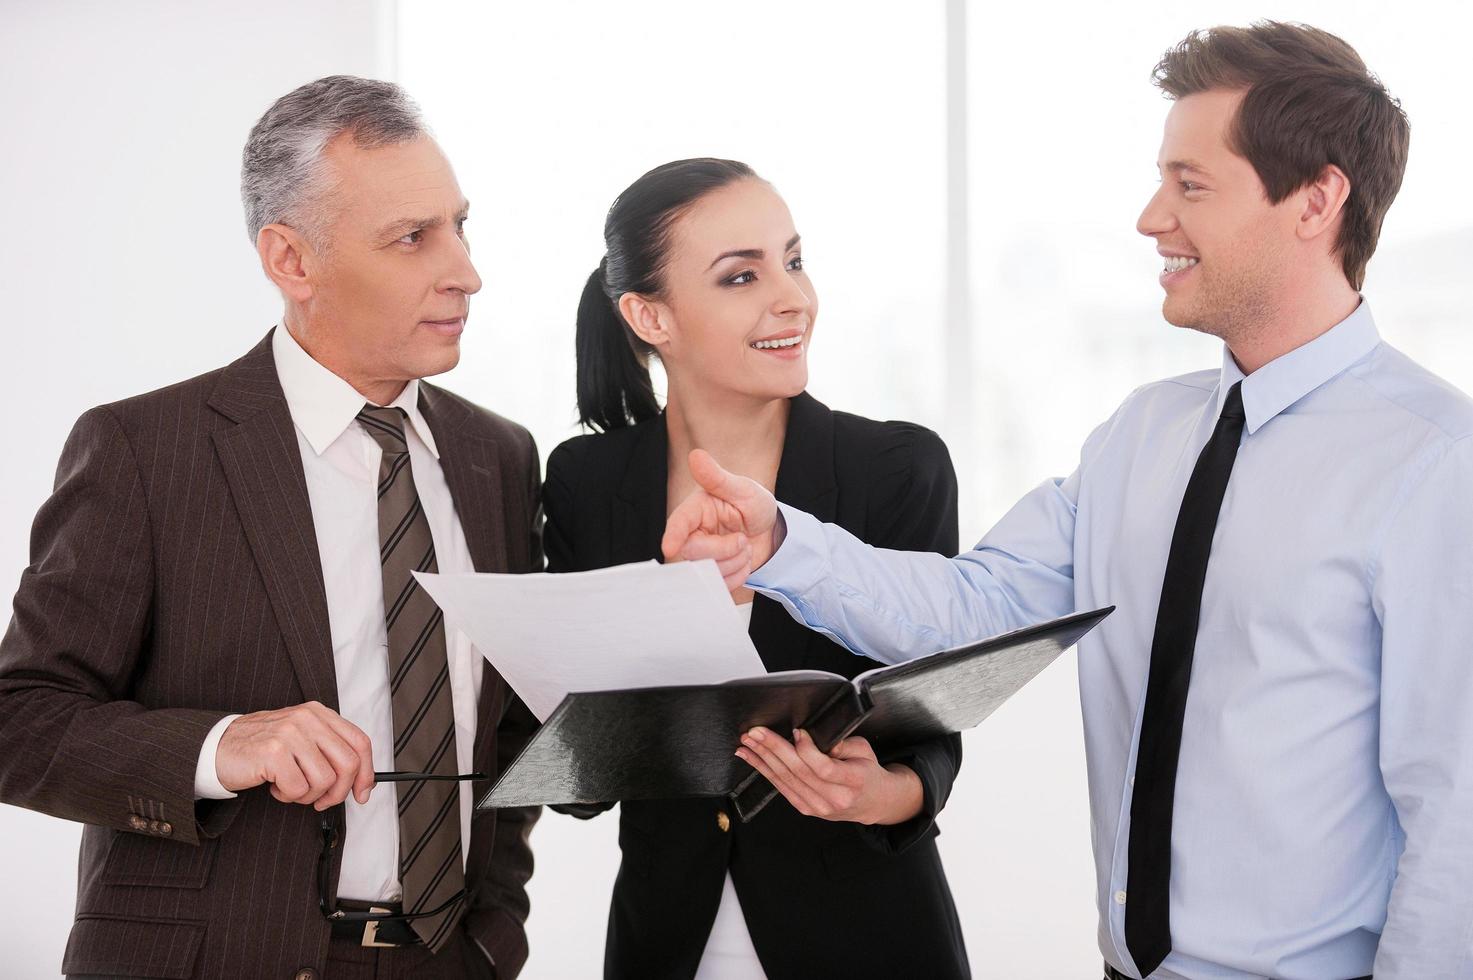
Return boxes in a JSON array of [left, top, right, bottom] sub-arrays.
[[356, 405, 465, 951]]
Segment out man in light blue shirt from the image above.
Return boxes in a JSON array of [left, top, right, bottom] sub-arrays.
[[665, 23, 1473, 980]]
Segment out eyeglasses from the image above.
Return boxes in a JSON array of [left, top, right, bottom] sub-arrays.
[[317, 770, 487, 925]]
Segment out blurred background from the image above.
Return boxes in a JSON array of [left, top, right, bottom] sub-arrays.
[[2, 1, 1468, 976]]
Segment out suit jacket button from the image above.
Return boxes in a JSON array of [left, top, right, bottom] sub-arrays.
[[294, 969, 319, 980], [128, 815, 147, 831], [157, 821, 173, 836], [716, 810, 731, 833]]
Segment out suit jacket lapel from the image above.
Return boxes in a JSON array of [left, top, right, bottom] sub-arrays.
[[208, 331, 337, 708], [417, 383, 514, 767], [420, 385, 508, 575], [773, 392, 838, 520], [752, 392, 839, 667], [611, 397, 841, 564], [613, 416, 670, 566], [610, 396, 840, 669]]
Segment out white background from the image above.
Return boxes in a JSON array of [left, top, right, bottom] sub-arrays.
[[2, 2, 1469, 977]]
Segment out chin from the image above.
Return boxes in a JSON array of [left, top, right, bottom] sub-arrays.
[[410, 347, 461, 381], [747, 376, 807, 404], [1162, 305, 1229, 342], [1161, 294, 1201, 331], [775, 365, 809, 398]]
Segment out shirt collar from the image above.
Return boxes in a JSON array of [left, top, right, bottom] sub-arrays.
[[1219, 299, 1382, 434], [271, 325, 440, 458]]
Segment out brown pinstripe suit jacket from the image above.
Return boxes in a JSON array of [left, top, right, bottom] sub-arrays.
[[0, 332, 542, 979]]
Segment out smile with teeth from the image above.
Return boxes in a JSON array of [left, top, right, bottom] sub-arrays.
[[752, 336, 803, 350], [1163, 256, 1199, 273]]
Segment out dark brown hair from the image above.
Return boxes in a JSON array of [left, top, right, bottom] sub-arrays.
[[1153, 22, 1409, 289]]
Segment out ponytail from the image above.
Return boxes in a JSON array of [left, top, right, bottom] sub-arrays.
[[575, 262, 659, 432], [576, 157, 758, 432]]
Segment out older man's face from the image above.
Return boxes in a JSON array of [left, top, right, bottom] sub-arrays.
[[307, 133, 481, 386]]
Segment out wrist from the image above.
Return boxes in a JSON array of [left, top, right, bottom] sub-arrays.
[[763, 511, 787, 567], [873, 763, 924, 825], [195, 714, 243, 800]]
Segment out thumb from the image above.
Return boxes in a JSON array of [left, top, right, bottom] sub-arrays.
[[689, 449, 750, 503], [826, 736, 876, 763]]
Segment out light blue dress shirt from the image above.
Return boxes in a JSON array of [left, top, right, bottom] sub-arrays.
[[750, 302, 1473, 979]]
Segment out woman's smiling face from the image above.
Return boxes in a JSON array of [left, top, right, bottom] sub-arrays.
[[640, 178, 818, 403]]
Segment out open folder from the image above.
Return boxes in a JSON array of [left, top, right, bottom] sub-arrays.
[[477, 606, 1113, 822]]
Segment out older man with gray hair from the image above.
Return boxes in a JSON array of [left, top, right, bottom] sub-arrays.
[[0, 75, 540, 979]]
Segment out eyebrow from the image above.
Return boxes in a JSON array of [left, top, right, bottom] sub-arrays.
[[705, 233, 802, 271], [375, 200, 471, 241], [1161, 159, 1211, 177]]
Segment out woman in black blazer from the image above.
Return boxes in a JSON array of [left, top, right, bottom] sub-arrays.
[[545, 158, 969, 980]]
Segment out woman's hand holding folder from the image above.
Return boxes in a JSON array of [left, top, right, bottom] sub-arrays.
[[735, 727, 924, 826]]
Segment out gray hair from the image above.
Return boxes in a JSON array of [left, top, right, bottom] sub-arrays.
[[240, 75, 427, 249]]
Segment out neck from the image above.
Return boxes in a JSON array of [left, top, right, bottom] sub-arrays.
[[284, 308, 408, 406], [1225, 271, 1360, 375], [664, 379, 790, 489]]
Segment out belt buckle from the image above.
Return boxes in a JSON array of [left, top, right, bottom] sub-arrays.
[[362, 908, 399, 948]]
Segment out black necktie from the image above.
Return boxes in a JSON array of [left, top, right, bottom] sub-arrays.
[[1124, 381, 1246, 977]]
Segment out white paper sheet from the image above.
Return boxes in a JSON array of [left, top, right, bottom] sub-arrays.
[[414, 560, 764, 721]]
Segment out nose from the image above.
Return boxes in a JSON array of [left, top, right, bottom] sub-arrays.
[[1136, 183, 1176, 239], [771, 268, 813, 319], [439, 232, 483, 297]]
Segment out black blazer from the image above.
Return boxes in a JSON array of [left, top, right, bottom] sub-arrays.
[[543, 392, 970, 980]]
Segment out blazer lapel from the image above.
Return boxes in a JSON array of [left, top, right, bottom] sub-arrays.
[[752, 392, 839, 669], [611, 397, 836, 569], [417, 384, 515, 768], [207, 331, 337, 708], [420, 385, 508, 575], [613, 416, 670, 566], [607, 395, 840, 669], [773, 392, 838, 520]]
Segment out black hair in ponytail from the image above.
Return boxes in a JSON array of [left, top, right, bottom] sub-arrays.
[[575, 157, 758, 432]]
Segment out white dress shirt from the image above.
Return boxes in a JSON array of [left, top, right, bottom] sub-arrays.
[[751, 301, 1473, 979], [194, 325, 483, 903], [693, 600, 767, 980]]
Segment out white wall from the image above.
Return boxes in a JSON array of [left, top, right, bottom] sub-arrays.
[[0, 3, 389, 976]]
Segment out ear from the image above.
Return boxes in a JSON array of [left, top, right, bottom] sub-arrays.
[[257, 223, 317, 303], [1295, 163, 1351, 245], [618, 292, 672, 348]]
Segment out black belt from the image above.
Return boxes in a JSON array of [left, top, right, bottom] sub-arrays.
[[329, 900, 423, 947], [1105, 964, 1370, 980]]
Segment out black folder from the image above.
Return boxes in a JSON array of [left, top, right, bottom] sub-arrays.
[[477, 606, 1113, 821]]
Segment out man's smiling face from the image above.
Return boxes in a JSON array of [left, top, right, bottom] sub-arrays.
[[1136, 88, 1298, 341]]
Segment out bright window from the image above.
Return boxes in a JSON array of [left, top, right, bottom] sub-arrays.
[[401, 3, 1472, 974]]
